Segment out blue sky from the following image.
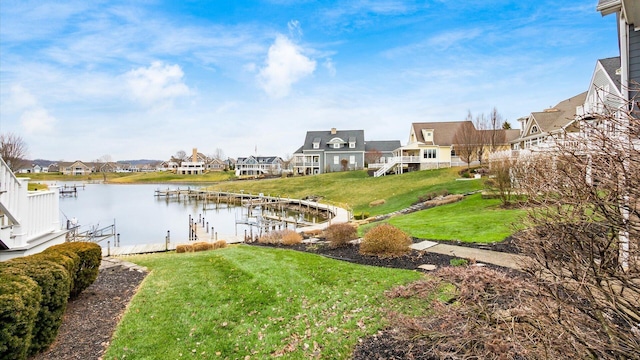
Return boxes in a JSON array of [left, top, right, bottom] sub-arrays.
[[0, 0, 618, 161]]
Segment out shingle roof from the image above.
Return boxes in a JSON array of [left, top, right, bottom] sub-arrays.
[[300, 129, 366, 152], [412, 121, 472, 146], [365, 140, 401, 152], [599, 56, 622, 92], [530, 92, 587, 133]]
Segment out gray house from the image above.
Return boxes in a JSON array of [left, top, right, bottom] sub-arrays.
[[293, 128, 366, 174], [365, 140, 401, 165]]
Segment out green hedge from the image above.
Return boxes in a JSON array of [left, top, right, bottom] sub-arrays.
[[0, 271, 41, 360], [0, 241, 102, 359], [45, 242, 101, 298]]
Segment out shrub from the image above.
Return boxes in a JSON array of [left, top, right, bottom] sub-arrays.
[[281, 230, 303, 245], [416, 189, 450, 204], [176, 244, 194, 253], [369, 199, 385, 207], [449, 258, 468, 267], [325, 223, 358, 248], [192, 242, 213, 252], [301, 229, 323, 238], [45, 242, 101, 298], [0, 270, 41, 360], [32, 250, 80, 293], [4, 258, 71, 355], [213, 240, 227, 249], [360, 224, 412, 258], [257, 231, 281, 244]]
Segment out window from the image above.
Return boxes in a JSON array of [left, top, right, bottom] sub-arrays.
[[423, 149, 437, 159], [450, 148, 456, 156], [349, 155, 355, 164], [349, 142, 355, 148], [334, 156, 339, 165], [531, 125, 538, 134], [313, 143, 319, 149], [333, 143, 340, 149]]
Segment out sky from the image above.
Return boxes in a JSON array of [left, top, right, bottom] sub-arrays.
[[0, 0, 619, 162]]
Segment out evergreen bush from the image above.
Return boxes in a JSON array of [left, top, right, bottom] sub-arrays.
[[324, 223, 358, 248], [360, 223, 412, 258], [4, 258, 71, 356], [0, 270, 41, 360], [45, 242, 101, 298]]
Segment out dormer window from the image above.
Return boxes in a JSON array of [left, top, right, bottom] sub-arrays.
[[312, 137, 321, 149], [348, 136, 356, 149], [333, 143, 340, 149], [531, 125, 538, 134]]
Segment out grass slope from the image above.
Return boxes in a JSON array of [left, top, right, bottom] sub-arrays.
[[363, 193, 525, 243], [210, 168, 483, 215], [104, 246, 422, 359], [108, 171, 234, 183]]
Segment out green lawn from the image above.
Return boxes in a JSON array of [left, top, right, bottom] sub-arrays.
[[362, 193, 525, 243], [104, 246, 423, 359], [108, 171, 235, 183], [209, 168, 483, 215]]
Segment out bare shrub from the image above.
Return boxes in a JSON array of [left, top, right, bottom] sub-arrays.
[[369, 199, 385, 207], [175, 244, 193, 253], [301, 229, 322, 238], [258, 229, 301, 245], [510, 97, 640, 358], [192, 242, 212, 252], [360, 223, 411, 258], [377, 267, 589, 359], [324, 223, 358, 248], [281, 230, 303, 245], [213, 240, 227, 249]]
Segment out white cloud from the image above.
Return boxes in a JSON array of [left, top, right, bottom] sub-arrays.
[[7, 84, 38, 111], [21, 108, 56, 134], [124, 61, 191, 106], [257, 35, 316, 98], [288, 20, 302, 38], [323, 58, 336, 76]]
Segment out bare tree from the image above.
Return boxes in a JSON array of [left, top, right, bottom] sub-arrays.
[[365, 149, 383, 166], [172, 150, 187, 167], [452, 111, 478, 168], [488, 107, 504, 152], [485, 155, 517, 206], [281, 153, 293, 171], [0, 133, 28, 171], [212, 148, 225, 161], [474, 113, 489, 164], [512, 98, 640, 358]]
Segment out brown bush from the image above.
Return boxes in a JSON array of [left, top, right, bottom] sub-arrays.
[[367, 267, 591, 359], [176, 244, 193, 253], [369, 199, 385, 207], [324, 223, 358, 248], [213, 240, 227, 249], [360, 224, 411, 258], [281, 230, 303, 245], [192, 242, 213, 252], [301, 229, 323, 238], [257, 231, 281, 244]]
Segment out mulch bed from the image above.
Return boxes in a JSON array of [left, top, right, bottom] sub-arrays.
[[33, 240, 519, 359], [30, 265, 147, 360]]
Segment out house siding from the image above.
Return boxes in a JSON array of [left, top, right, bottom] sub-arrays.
[[592, 68, 621, 109], [629, 25, 640, 86]]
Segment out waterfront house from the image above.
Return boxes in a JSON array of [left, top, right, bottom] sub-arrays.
[[235, 156, 283, 176], [0, 157, 67, 261], [177, 148, 205, 175], [206, 158, 226, 171], [293, 128, 366, 175], [61, 161, 93, 175]]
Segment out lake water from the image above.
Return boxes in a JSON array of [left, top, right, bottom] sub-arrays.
[[57, 183, 246, 247]]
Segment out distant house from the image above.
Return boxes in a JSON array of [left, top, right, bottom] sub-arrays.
[[293, 128, 366, 175], [48, 164, 60, 173], [61, 161, 93, 175], [99, 162, 119, 173], [235, 156, 283, 176], [206, 158, 226, 172], [372, 122, 518, 176], [365, 140, 401, 166], [177, 148, 205, 175]]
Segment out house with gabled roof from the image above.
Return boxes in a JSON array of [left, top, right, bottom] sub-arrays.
[[513, 92, 587, 151], [235, 156, 283, 176], [365, 140, 401, 166], [61, 161, 93, 175], [293, 128, 366, 175]]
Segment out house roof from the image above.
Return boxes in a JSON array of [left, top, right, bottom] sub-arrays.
[[236, 156, 282, 164], [529, 92, 587, 134], [598, 0, 640, 26], [599, 56, 622, 91], [301, 129, 366, 152], [411, 121, 472, 146], [365, 140, 401, 152]]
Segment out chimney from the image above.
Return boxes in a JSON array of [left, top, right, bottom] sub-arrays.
[[331, 128, 337, 134], [192, 148, 198, 162]]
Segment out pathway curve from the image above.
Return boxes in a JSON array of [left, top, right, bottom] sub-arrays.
[[411, 240, 526, 270]]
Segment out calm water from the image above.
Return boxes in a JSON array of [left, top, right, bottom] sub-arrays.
[[57, 183, 245, 247]]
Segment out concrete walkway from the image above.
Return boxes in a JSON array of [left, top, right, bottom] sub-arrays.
[[411, 241, 527, 270]]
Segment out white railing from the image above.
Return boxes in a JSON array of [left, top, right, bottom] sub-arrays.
[[0, 157, 62, 249], [374, 158, 400, 177]]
